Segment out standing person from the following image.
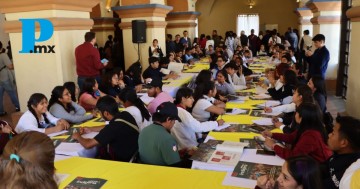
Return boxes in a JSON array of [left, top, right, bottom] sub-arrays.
[[0, 42, 20, 116], [174, 34, 183, 52], [72, 96, 139, 162], [240, 31, 248, 47], [305, 34, 330, 80], [248, 29, 258, 56], [212, 30, 220, 48], [180, 30, 191, 48], [298, 30, 312, 73], [148, 39, 164, 59], [75, 32, 108, 90], [286, 27, 298, 52], [166, 34, 176, 55], [0, 131, 58, 189], [225, 31, 235, 53], [198, 34, 207, 50]]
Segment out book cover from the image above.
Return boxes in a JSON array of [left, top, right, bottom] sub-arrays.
[[52, 138, 65, 148], [64, 177, 107, 189], [231, 161, 282, 180], [236, 92, 254, 96], [239, 139, 263, 149], [190, 140, 224, 162], [225, 109, 250, 115], [214, 124, 251, 132], [249, 110, 264, 117], [64, 128, 81, 143], [248, 125, 275, 134]]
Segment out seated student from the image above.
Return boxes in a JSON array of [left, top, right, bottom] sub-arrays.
[[79, 78, 106, 111], [72, 96, 139, 162], [243, 50, 253, 65], [171, 87, 224, 150], [139, 102, 190, 167], [15, 93, 69, 134], [146, 78, 174, 115], [48, 86, 94, 124], [174, 49, 183, 63], [0, 121, 16, 155], [257, 44, 267, 56], [224, 61, 246, 89], [262, 103, 332, 163], [215, 69, 236, 96], [308, 76, 327, 114], [119, 88, 152, 131], [268, 69, 297, 104], [143, 57, 178, 81], [123, 62, 144, 92], [192, 81, 225, 122], [115, 68, 126, 89], [340, 159, 360, 189], [267, 85, 314, 134], [0, 131, 57, 189], [256, 156, 323, 189], [211, 55, 227, 79], [290, 63, 306, 84], [206, 45, 215, 56], [167, 52, 176, 63], [322, 116, 360, 189], [100, 70, 122, 98], [234, 56, 253, 76], [63, 81, 79, 102], [269, 51, 281, 65], [288, 47, 297, 64], [194, 45, 204, 59], [183, 47, 195, 63], [187, 69, 213, 90]]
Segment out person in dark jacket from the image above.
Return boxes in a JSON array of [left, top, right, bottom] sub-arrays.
[[308, 76, 327, 113], [268, 70, 297, 103], [305, 34, 330, 79], [322, 116, 360, 189]]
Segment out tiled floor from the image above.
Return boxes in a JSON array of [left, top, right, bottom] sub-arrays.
[[0, 91, 347, 127]]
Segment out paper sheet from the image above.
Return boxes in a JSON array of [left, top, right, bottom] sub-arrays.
[[168, 62, 184, 74], [82, 132, 99, 139], [48, 130, 68, 137], [225, 108, 248, 115], [213, 124, 231, 131], [257, 100, 281, 108], [252, 118, 283, 126], [55, 143, 82, 156], [252, 93, 272, 99]]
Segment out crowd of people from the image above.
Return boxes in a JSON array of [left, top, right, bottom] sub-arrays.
[[0, 29, 358, 189]]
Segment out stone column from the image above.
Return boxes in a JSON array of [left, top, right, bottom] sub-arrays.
[[345, 1, 360, 118], [295, 7, 313, 36], [166, 0, 200, 41], [307, 0, 341, 82], [112, 4, 172, 69], [0, 0, 100, 110]]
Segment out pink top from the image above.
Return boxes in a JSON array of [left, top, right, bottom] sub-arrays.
[[147, 92, 174, 115], [79, 93, 98, 111]]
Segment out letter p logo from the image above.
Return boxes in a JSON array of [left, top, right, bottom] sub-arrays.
[[19, 19, 54, 53]]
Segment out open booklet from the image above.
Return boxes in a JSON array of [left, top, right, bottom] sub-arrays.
[[191, 140, 249, 166], [64, 177, 107, 189], [213, 124, 252, 132], [222, 161, 282, 188]]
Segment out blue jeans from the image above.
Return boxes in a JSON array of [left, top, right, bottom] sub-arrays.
[[77, 76, 101, 92], [0, 80, 20, 112]]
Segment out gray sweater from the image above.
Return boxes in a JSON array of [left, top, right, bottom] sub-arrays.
[[49, 102, 93, 124]]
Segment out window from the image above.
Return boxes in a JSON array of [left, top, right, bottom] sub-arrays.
[[236, 14, 259, 36]]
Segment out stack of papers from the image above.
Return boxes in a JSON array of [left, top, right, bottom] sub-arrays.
[[252, 118, 283, 126], [55, 143, 82, 156]]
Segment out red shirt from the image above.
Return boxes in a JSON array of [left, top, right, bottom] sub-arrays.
[[75, 42, 104, 77], [272, 130, 332, 163]]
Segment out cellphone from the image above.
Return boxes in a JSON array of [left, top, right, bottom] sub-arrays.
[[256, 149, 276, 156]]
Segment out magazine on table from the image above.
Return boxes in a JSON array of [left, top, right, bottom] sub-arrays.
[[225, 108, 250, 115], [231, 161, 282, 180], [213, 124, 252, 132], [64, 177, 107, 189], [191, 140, 248, 166]]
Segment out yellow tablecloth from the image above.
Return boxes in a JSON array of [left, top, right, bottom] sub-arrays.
[[56, 157, 239, 189], [183, 63, 210, 73]]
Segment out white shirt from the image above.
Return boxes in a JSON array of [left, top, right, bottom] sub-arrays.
[[268, 36, 282, 45], [125, 106, 152, 131], [192, 95, 214, 122], [228, 74, 247, 90], [171, 107, 218, 150], [271, 102, 296, 113], [299, 35, 313, 51], [205, 40, 214, 50], [16, 110, 59, 133], [340, 159, 360, 189]]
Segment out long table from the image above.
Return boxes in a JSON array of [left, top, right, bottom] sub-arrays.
[[56, 157, 238, 189]]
